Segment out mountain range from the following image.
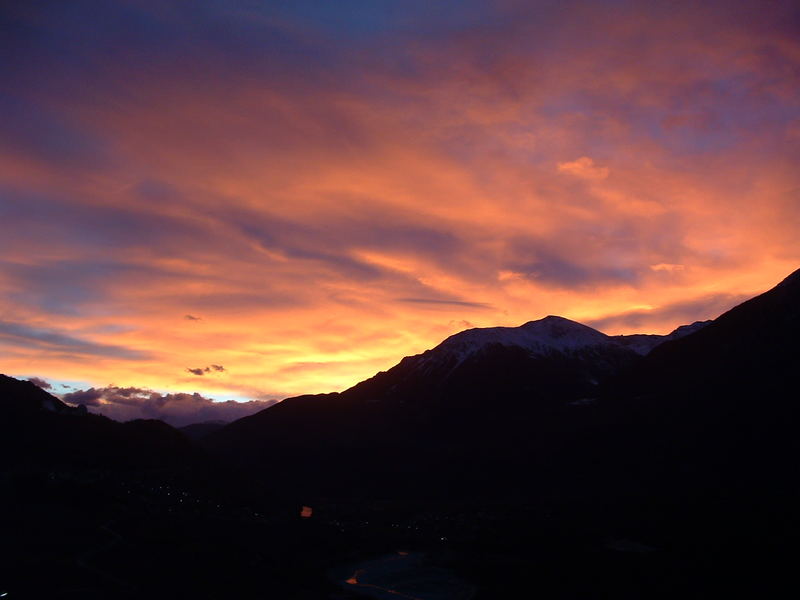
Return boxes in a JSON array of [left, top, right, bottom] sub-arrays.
[[2, 267, 800, 598], [201, 314, 712, 498]]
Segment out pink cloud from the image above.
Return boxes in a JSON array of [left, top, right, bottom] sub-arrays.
[[557, 157, 610, 180]]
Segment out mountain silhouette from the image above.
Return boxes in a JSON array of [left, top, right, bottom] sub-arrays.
[[0, 375, 200, 471], [202, 314, 708, 499], [592, 268, 800, 542], [3, 269, 800, 598], [0, 376, 316, 599]]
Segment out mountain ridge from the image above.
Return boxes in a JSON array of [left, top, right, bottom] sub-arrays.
[[200, 308, 718, 499], [3, 268, 800, 598], [213, 313, 710, 429], [202, 267, 800, 504]]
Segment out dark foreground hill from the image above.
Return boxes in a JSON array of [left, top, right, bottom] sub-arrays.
[[0, 376, 344, 599], [594, 268, 800, 546], [0, 375, 200, 471]]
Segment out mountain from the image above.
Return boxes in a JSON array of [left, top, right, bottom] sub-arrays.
[[206, 268, 800, 508], [204, 315, 707, 498], [613, 268, 800, 397], [210, 315, 708, 443], [5, 269, 800, 598], [429, 314, 710, 360], [0, 375, 321, 600], [596, 268, 800, 502], [180, 420, 228, 440], [1, 374, 88, 418], [611, 319, 711, 355], [201, 268, 800, 596], [0, 374, 201, 471]]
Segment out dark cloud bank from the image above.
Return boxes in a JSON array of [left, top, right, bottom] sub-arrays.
[[61, 386, 276, 427]]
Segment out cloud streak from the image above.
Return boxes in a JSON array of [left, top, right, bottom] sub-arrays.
[[396, 298, 493, 309], [586, 293, 753, 333], [0, 320, 149, 360]]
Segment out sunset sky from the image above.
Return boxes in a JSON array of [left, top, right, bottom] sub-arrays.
[[2, 1, 799, 424]]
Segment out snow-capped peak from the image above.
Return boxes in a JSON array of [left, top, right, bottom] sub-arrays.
[[519, 315, 612, 348], [408, 315, 714, 377], [433, 315, 611, 362]]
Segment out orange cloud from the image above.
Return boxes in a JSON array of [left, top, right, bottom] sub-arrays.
[[558, 157, 610, 180]]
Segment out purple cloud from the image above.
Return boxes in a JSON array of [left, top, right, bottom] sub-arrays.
[[62, 386, 276, 427], [27, 377, 52, 390]]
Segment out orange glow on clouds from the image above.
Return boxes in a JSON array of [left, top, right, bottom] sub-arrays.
[[1, 1, 798, 419]]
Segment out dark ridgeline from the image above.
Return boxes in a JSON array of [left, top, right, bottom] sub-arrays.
[[178, 420, 227, 441], [0, 376, 336, 599], [0, 375, 199, 471], [201, 315, 710, 501], [2, 267, 799, 598]]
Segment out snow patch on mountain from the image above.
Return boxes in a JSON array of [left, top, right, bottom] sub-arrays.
[[436, 316, 611, 361], [613, 320, 711, 355], [405, 316, 626, 377], [415, 316, 713, 371]]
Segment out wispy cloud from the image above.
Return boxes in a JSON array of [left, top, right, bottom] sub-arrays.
[[396, 298, 493, 309], [586, 293, 752, 334], [0, 320, 149, 360]]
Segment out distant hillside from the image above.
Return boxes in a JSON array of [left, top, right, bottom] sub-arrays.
[[180, 420, 227, 440], [0, 374, 200, 470]]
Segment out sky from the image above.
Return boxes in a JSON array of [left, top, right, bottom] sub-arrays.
[[1, 0, 799, 425]]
